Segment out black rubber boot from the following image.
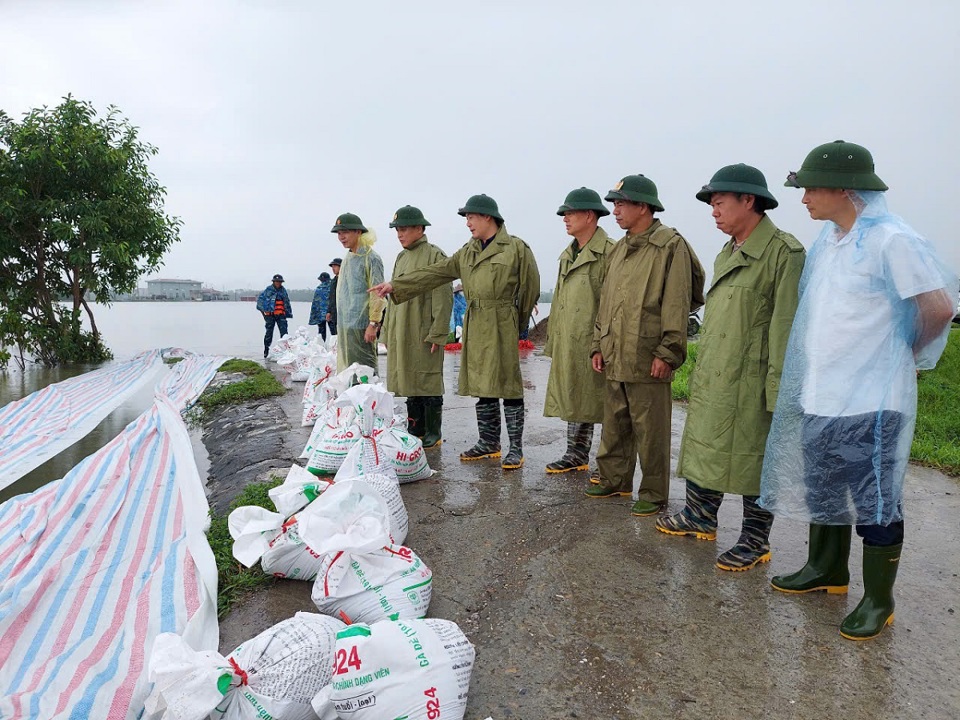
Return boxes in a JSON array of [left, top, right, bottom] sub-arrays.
[[460, 401, 501, 461], [406, 397, 425, 438], [840, 543, 901, 640], [501, 403, 525, 470], [422, 398, 443, 449], [771, 524, 852, 594]]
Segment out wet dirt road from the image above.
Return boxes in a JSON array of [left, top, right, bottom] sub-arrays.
[[218, 351, 960, 720]]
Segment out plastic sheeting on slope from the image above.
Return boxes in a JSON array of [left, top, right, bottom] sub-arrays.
[[0, 350, 166, 491], [0, 353, 226, 720]]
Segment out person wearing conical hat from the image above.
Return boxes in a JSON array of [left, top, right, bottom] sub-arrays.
[[331, 213, 385, 372], [542, 188, 616, 475], [382, 206, 453, 449], [585, 174, 705, 517], [759, 141, 957, 640], [370, 194, 540, 471], [655, 164, 805, 572]]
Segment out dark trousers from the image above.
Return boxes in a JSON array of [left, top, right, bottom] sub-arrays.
[[801, 411, 905, 547], [264, 314, 288, 351], [316, 322, 335, 341]]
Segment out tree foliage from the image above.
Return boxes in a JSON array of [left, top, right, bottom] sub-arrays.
[[0, 96, 181, 367]]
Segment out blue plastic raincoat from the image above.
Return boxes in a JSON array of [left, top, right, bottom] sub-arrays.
[[760, 191, 957, 525]]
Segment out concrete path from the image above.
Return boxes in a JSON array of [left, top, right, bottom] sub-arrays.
[[218, 351, 960, 720]]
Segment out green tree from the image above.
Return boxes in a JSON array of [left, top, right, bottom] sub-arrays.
[[0, 96, 181, 367]]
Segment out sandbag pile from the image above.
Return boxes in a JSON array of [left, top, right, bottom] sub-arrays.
[[146, 613, 345, 720], [150, 343, 476, 719]]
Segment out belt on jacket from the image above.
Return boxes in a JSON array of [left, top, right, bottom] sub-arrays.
[[468, 299, 516, 309]]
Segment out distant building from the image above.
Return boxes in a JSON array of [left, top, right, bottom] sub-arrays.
[[146, 279, 202, 300]]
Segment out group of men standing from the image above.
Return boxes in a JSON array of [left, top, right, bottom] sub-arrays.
[[265, 139, 956, 643]]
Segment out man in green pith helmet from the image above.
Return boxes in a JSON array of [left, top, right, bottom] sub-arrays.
[[370, 194, 540, 470], [382, 206, 453, 449], [586, 174, 705, 517], [760, 140, 957, 640], [331, 212, 385, 373], [543, 188, 616, 475], [655, 164, 805, 572]]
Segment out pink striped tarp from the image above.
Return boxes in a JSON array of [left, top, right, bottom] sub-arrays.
[[0, 351, 165, 492], [0, 354, 226, 719]]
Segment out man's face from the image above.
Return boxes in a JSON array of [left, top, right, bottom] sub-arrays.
[[612, 199, 645, 230], [562, 210, 594, 238], [465, 213, 497, 240], [709, 192, 754, 237], [330, 264, 341, 276], [396, 226, 424, 249], [801, 187, 850, 221], [272, 281, 282, 289], [337, 229, 362, 251]]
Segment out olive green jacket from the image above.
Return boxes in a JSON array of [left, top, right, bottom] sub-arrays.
[[544, 227, 616, 422], [383, 236, 453, 397], [678, 215, 805, 495], [592, 220, 704, 384], [390, 225, 540, 399]]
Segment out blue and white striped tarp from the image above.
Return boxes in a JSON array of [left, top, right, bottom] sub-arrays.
[[0, 354, 226, 719]]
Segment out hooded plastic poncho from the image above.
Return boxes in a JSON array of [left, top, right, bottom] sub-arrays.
[[336, 231, 386, 372], [760, 191, 957, 525]]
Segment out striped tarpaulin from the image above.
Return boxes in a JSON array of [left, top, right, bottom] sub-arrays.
[[0, 354, 226, 719], [0, 351, 166, 492]]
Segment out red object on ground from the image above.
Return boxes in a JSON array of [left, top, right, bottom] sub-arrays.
[[444, 342, 463, 352], [518, 340, 535, 351]]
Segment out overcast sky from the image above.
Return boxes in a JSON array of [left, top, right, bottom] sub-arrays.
[[3, 0, 958, 291]]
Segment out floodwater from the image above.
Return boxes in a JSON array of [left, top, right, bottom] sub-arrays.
[[0, 300, 550, 502]]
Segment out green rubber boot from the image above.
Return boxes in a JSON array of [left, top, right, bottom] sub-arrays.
[[840, 543, 901, 641], [771, 524, 851, 594], [460, 401, 501, 461]]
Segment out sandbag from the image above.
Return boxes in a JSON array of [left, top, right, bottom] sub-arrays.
[[312, 618, 475, 720], [228, 505, 326, 581], [147, 613, 345, 720], [298, 481, 431, 625], [337, 384, 433, 484], [306, 382, 391, 476]]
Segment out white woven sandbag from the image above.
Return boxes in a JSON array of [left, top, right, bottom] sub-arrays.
[[311, 618, 475, 720]]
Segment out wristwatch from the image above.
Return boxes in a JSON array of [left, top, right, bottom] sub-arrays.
[[368, 321, 381, 328]]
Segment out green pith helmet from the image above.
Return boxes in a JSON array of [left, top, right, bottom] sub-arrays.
[[696, 163, 778, 209], [389, 205, 431, 228], [604, 174, 665, 212], [330, 212, 368, 233], [557, 187, 610, 217], [457, 193, 503, 221], [786, 140, 888, 190]]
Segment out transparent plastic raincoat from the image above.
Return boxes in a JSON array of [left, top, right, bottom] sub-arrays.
[[760, 191, 958, 525], [336, 234, 386, 372]]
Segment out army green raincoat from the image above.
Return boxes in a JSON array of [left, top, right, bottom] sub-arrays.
[[390, 225, 540, 399], [678, 215, 805, 496], [591, 220, 704, 383], [544, 228, 615, 422], [383, 236, 453, 397]]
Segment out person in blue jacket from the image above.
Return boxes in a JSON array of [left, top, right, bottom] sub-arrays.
[[309, 272, 333, 340], [256, 273, 293, 358]]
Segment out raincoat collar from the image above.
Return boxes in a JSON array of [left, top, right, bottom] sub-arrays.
[[473, 224, 510, 260], [561, 227, 610, 273], [404, 235, 429, 252], [711, 214, 777, 288], [623, 219, 663, 251]]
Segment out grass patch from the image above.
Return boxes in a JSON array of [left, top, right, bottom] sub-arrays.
[[208, 476, 284, 618], [913, 328, 960, 475], [674, 332, 960, 475], [672, 342, 697, 401], [198, 359, 286, 409]]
